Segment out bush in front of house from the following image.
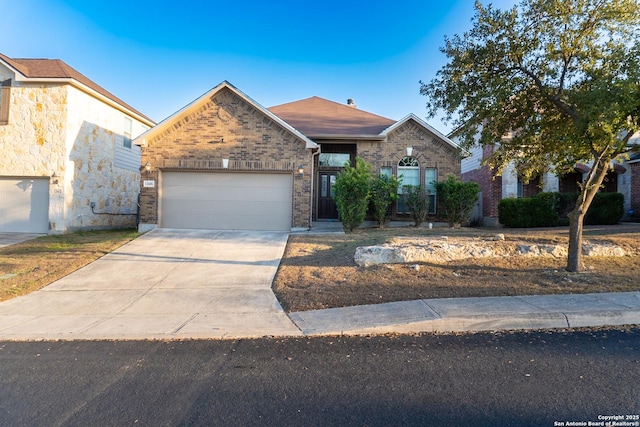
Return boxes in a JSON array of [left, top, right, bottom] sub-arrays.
[[369, 173, 401, 228], [584, 192, 624, 225], [333, 157, 371, 233], [402, 185, 430, 227], [435, 175, 480, 228], [499, 191, 624, 227], [499, 193, 559, 227]]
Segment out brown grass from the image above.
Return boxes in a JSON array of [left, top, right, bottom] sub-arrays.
[[0, 229, 138, 302], [272, 224, 640, 312]]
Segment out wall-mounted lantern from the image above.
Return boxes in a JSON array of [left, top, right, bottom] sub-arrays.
[[145, 162, 152, 173], [222, 159, 229, 169], [406, 147, 413, 157], [298, 165, 305, 177], [51, 172, 59, 184]]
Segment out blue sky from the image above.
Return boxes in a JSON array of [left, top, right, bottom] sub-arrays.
[[4, 0, 517, 133]]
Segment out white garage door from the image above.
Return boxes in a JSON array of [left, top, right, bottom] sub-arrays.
[[160, 172, 293, 231], [0, 177, 49, 233]]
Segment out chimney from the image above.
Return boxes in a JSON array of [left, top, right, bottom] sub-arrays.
[[347, 99, 357, 108]]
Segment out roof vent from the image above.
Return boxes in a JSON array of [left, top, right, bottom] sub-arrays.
[[347, 99, 357, 108]]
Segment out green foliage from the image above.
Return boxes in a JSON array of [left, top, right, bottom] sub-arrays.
[[499, 192, 624, 227], [369, 174, 401, 228], [434, 175, 480, 228], [422, 0, 640, 269], [498, 193, 559, 227], [402, 185, 429, 227], [585, 193, 624, 225], [333, 158, 371, 233]]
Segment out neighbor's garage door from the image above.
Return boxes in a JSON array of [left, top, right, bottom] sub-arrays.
[[160, 172, 292, 231], [0, 177, 49, 233]]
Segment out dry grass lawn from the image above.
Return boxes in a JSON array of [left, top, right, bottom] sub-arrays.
[[0, 229, 138, 302], [273, 224, 640, 312]]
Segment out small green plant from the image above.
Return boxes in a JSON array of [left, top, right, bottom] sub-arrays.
[[369, 174, 401, 228], [402, 185, 430, 227], [333, 157, 371, 233], [435, 175, 480, 228]]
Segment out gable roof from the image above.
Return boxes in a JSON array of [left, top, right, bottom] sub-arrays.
[[133, 81, 318, 149], [269, 96, 396, 138], [0, 53, 154, 126], [382, 114, 459, 150]]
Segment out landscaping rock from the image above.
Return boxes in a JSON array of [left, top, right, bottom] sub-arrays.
[[354, 239, 626, 267]]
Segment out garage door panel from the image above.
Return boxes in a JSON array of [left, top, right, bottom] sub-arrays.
[[0, 178, 49, 233], [161, 172, 292, 231]]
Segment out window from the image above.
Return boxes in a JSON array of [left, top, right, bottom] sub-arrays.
[[380, 167, 392, 177], [425, 168, 437, 214], [0, 79, 10, 125], [319, 153, 350, 167], [123, 116, 132, 149], [397, 156, 420, 213]]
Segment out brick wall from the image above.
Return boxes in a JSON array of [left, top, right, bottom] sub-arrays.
[[356, 119, 460, 217], [139, 87, 313, 229], [461, 145, 502, 220]]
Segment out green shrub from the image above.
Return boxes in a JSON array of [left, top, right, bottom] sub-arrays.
[[434, 175, 480, 228], [585, 192, 624, 225], [369, 174, 401, 228], [333, 158, 371, 233], [498, 191, 623, 227], [402, 185, 430, 227]]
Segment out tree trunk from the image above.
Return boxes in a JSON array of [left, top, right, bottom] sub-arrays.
[[565, 157, 610, 272], [567, 207, 585, 272]]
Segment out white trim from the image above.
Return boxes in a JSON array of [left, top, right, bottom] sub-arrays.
[[134, 81, 318, 150]]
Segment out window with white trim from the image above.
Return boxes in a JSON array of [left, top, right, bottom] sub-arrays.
[[397, 156, 420, 213]]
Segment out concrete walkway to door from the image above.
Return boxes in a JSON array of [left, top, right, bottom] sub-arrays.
[[0, 229, 302, 340]]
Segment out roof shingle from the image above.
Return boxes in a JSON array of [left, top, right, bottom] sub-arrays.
[[0, 53, 153, 124], [269, 96, 395, 137]]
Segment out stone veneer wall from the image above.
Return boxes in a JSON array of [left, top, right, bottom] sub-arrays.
[[0, 66, 147, 233], [356, 119, 460, 218], [138, 87, 313, 230]]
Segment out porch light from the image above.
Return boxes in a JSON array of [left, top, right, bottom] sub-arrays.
[[222, 159, 229, 169], [145, 162, 152, 173], [406, 147, 413, 156], [298, 165, 305, 177], [51, 172, 59, 184]]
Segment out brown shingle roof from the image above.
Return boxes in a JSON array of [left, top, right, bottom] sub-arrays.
[[0, 53, 154, 124], [269, 96, 395, 137]]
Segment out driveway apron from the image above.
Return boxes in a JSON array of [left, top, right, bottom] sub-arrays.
[[0, 229, 302, 340]]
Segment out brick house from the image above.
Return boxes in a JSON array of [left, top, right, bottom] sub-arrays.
[[460, 139, 639, 226], [0, 53, 155, 233], [136, 81, 460, 232]]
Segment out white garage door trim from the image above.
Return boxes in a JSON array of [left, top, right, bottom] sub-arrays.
[[0, 177, 50, 233], [160, 171, 293, 231]]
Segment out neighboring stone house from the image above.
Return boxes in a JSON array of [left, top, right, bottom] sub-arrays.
[[460, 137, 639, 226], [135, 81, 459, 232], [0, 53, 155, 233]]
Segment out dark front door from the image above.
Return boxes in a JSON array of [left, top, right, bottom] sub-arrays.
[[318, 171, 339, 219]]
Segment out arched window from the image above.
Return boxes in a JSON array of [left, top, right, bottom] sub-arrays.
[[397, 156, 420, 213]]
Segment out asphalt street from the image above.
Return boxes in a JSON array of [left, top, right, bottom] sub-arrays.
[[1, 327, 639, 426]]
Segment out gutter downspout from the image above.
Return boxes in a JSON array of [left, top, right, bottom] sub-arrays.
[[310, 146, 321, 230]]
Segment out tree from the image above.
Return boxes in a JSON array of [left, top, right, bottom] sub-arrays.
[[435, 175, 480, 228], [421, 0, 640, 271], [333, 157, 371, 233], [370, 174, 401, 228]]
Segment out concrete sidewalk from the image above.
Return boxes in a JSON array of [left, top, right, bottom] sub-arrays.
[[289, 291, 640, 336]]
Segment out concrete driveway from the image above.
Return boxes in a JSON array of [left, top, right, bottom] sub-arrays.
[[0, 229, 302, 340], [0, 232, 46, 248]]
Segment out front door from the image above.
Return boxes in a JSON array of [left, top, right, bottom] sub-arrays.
[[318, 171, 339, 219]]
